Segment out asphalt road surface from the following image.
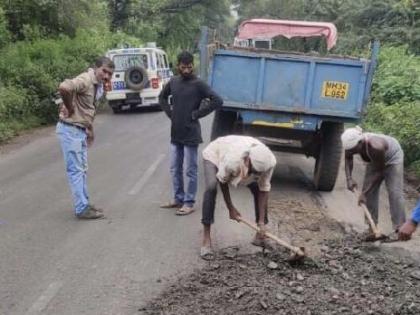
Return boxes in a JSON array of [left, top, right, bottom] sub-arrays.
[[1, 108, 419, 315]]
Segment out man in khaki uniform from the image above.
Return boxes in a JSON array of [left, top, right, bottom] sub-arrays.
[[57, 56, 114, 219]]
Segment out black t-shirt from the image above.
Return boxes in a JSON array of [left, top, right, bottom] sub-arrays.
[[159, 75, 223, 145]]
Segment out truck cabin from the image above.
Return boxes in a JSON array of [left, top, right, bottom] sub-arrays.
[[233, 19, 337, 54]]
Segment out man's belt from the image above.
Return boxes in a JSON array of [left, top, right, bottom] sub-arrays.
[[59, 120, 86, 131]]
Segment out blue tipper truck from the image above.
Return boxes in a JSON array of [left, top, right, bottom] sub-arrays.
[[199, 19, 379, 191]]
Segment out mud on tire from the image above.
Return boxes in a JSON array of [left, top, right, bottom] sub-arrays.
[[313, 122, 343, 191]]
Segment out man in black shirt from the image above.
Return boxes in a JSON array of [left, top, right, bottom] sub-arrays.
[[159, 51, 223, 215]]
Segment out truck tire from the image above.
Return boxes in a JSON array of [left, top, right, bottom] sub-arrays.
[[210, 110, 236, 140], [313, 122, 344, 191], [125, 66, 148, 90]]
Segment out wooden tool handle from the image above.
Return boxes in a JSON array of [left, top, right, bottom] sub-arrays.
[[354, 188, 382, 237], [238, 217, 305, 256]]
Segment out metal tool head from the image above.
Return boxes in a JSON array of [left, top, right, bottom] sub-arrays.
[[363, 233, 389, 242], [287, 247, 306, 266]]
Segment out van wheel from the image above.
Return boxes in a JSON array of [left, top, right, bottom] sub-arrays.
[[112, 107, 121, 114], [210, 110, 237, 140], [313, 122, 343, 191], [125, 66, 148, 90]]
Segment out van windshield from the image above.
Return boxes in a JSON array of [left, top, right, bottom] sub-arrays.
[[112, 54, 149, 71]]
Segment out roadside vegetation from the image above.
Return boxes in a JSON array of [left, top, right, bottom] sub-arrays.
[[0, 0, 419, 174]]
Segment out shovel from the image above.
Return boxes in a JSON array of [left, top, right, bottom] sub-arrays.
[[354, 188, 388, 242], [238, 217, 306, 263]]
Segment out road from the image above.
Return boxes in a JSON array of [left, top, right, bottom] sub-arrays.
[[1, 109, 419, 314]]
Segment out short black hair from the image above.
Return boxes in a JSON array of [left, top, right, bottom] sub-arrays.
[[95, 56, 115, 69], [177, 51, 194, 65]]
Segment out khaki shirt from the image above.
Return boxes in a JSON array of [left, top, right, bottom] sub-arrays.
[[202, 135, 277, 191], [59, 68, 100, 129]]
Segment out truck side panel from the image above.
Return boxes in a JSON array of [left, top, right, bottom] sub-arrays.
[[210, 50, 370, 120]]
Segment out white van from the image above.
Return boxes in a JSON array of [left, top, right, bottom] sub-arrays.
[[105, 44, 173, 113]]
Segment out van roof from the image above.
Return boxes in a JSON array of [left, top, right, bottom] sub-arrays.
[[107, 47, 166, 55]]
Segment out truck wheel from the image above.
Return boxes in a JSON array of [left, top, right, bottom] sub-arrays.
[[210, 110, 236, 140], [313, 122, 344, 191]]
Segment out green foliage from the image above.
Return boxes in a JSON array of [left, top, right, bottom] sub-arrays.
[[371, 46, 420, 104], [0, 85, 32, 142], [110, 0, 234, 51], [0, 0, 109, 40], [0, 6, 9, 47], [364, 101, 420, 168], [364, 46, 420, 172], [0, 27, 142, 142]]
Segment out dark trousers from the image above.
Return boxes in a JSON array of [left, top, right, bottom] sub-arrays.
[[201, 160, 268, 225], [363, 163, 406, 229]]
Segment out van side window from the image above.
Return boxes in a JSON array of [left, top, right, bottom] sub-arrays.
[[148, 51, 156, 70], [163, 54, 169, 68], [156, 54, 163, 69]]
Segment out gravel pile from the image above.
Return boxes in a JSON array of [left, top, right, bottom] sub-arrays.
[[139, 235, 420, 315]]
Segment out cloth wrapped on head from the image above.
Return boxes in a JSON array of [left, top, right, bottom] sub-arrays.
[[341, 126, 363, 150]]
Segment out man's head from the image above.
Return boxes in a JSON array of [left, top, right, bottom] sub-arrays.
[[218, 143, 276, 187], [94, 56, 115, 83], [341, 126, 364, 152], [177, 51, 194, 79]]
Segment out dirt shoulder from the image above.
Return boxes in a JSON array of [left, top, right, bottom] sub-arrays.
[[0, 125, 55, 155]]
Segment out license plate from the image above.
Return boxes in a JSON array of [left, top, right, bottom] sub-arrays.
[[112, 81, 126, 90], [321, 81, 349, 100]]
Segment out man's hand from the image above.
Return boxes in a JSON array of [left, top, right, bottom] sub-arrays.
[[58, 103, 74, 119], [358, 193, 367, 206], [191, 110, 198, 121], [228, 207, 241, 222], [58, 104, 68, 119], [86, 128, 94, 147], [398, 220, 417, 241], [346, 178, 358, 192]]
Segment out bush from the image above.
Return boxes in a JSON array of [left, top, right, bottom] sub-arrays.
[[0, 28, 143, 143], [371, 46, 420, 105], [364, 46, 420, 176], [364, 102, 420, 166], [0, 85, 31, 121]]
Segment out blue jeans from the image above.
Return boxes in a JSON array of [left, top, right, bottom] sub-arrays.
[[170, 143, 198, 207], [56, 122, 89, 215]]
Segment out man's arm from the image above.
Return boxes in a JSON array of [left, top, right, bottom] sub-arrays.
[[361, 139, 387, 196], [192, 81, 223, 120], [256, 167, 274, 232], [58, 84, 75, 117], [158, 81, 172, 119], [220, 182, 241, 221], [398, 199, 420, 240], [344, 151, 357, 191], [86, 125, 94, 147], [257, 191, 268, 226]]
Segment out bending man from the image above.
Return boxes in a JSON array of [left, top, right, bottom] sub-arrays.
[[341, 126, 406, 231], [200, 135, 277, 260]]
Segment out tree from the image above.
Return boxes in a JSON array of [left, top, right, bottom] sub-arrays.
[[0, 0, 109, 40], [0, 6, 10, 47]]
